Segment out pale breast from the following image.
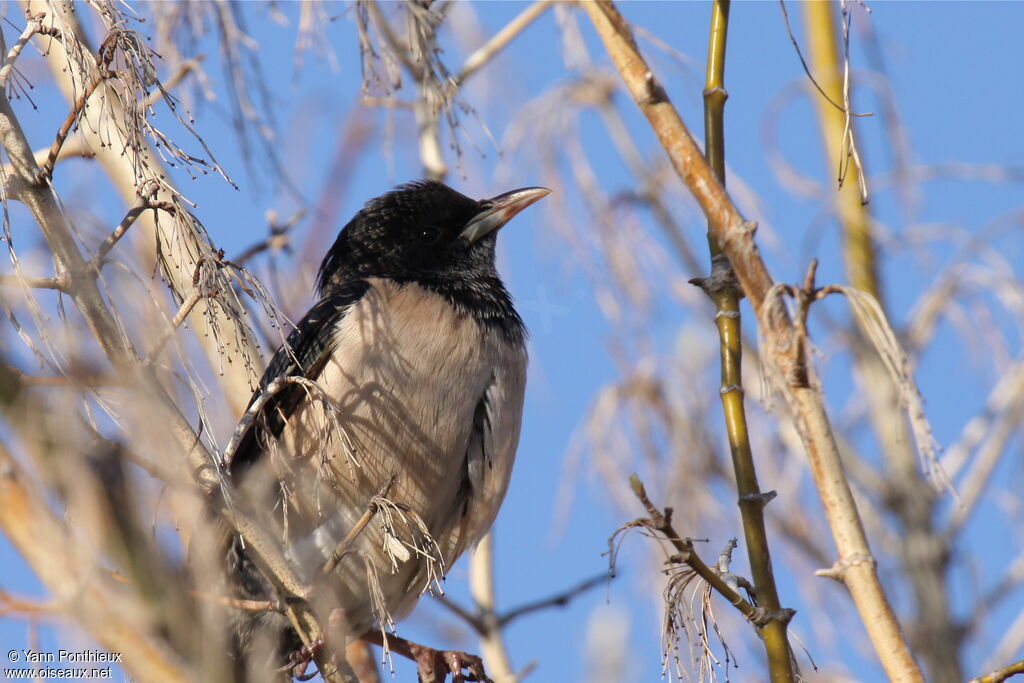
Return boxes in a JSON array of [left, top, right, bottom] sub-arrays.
[[249, 279, 526, 633]]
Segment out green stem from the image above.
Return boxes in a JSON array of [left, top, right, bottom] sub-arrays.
[[702, 2, 795, 681]]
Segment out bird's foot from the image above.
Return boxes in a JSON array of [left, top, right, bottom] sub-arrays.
[[408, 641, 489, 683], [362, 630, 492, 683], [279, 639, 323, 681]]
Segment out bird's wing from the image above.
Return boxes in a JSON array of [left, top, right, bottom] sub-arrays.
[[227, 279, 370, 478], [450, 345, 527, 556]]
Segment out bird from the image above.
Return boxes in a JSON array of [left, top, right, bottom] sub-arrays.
[[221, 180, 549, 679]]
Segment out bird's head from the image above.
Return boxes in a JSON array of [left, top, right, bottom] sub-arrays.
[[317, 180, 549, 293]]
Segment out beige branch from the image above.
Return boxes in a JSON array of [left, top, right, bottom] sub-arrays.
[[469, 533, 516, 683], [0, 447, 191, 682], [23, 1, 261, 413], [455, 0, 555, 85], [580, 2, 922, 680]]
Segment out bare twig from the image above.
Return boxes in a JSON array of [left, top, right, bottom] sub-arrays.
[[233, 208, 304, 265], [142, 56, 205, 109], [0, 273, 67, 290], [89, 193, 177, 271], [188, 589, 282, 614], [970, 660, 1024, 683], [37, 70, 110, 182], [146, 288, 204, 362], [498, 573, 608, 628], [0, 12, 61, 89], [455, 0, 555, 84], [625, 474, 778, 626]]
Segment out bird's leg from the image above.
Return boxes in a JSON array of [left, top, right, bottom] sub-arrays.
[[361, 630, 491, 683], [279, 638, 323, 681]]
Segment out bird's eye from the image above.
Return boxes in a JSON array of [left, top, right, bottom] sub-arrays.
[[418, 227, 441, 244]]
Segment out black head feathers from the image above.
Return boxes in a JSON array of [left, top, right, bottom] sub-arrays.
[[315, 180, 548, 342]]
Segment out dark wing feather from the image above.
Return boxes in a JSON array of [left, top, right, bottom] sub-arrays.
[[228, 279, 370, 478]]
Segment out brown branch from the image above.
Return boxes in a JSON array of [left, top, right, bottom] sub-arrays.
[[581, 3, 922, 680], [627, 474, 786, 627], [37, 70, 110, 182], [232, 208, 303, 265], [497, 572, 608, 628], [0, 588, 56, 616], [89, 193, 177, 272], [362, 631, 488, 683]]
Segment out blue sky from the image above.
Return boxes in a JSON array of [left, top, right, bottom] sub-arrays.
[[2, 2, 1023, 682]]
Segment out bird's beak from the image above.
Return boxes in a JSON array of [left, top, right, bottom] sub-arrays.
[[460, 187, 551, 244]]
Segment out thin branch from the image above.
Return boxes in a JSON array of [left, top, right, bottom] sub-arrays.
[[696, 1, 795, 679], [365, 1, 424, 80], [362, 631, 488, 683], [0, 12, 62, 89], [146, 287, 204, 362], [970, 660, 1024, 683], [497, 572, 608, 628], [188, 589, 283, 614], [777, 0, 870, 118], [0, 273, 67, 290], [37, 70, 110, 182], [142, 56, 204, 109], [359, 96, 414, 109], [433, 594, 485, 634], [89, 193, 177, 271], [454, 0, 554, 84], [232, 208, 303, 265], [626, 474, 782, 627], [0, 588, 56, 616]]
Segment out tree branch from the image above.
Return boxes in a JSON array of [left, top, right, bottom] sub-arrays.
[[970, 660, 1024, 683], [454, 0, 554, 85], [581, 3, 922, 680]]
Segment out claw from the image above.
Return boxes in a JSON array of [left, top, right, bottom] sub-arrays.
[[362, 631, 492, 683], [412, 644, 490, 683], [278, 638, 323, 681]]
